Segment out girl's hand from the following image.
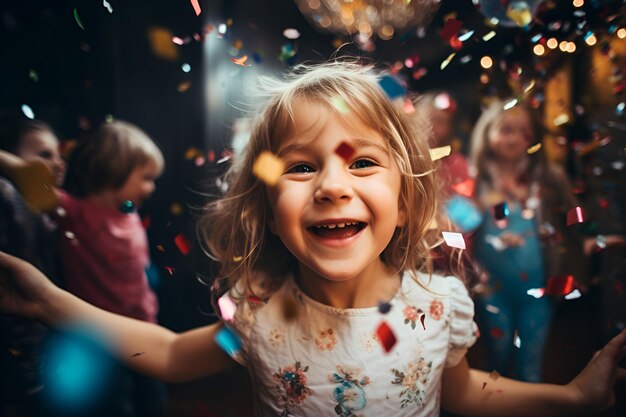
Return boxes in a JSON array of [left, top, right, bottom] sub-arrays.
[[499, 232, 525, 248], [0, 251, 60, 321], [567, 329, 626, 410]]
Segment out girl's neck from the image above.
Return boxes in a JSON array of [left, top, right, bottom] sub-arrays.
[[295, 260, 401, 309], [85, 190, 119, 210]]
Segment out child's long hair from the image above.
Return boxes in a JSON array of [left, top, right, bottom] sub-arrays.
[[199, 61, 444, 298]]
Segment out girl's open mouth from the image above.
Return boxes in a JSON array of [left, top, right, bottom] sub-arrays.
[[308, 222, 366, 239]]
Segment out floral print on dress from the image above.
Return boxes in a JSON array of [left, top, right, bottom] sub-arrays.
[[269, 326, 286, 347], [429, 300, 444, 321], [315, 328, 337, 351], [390, 357, 432, 408], [329, 365, 370, 417], [273, 361, 314, 416], [403, 305, 425, 330]]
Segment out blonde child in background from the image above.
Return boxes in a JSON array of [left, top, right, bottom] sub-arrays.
[[0, 120, 166, 416], [468, 100, 585, 383], [1, 63, 625, 417]]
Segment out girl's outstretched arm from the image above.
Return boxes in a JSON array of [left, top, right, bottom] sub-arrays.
[[441, 329, 626, 416], [0, 251, 233, 383]]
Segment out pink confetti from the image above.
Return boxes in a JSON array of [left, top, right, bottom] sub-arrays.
[[566, 206, 585, 226], [190, 0, 201, 16], [218, 293, 237, 321]]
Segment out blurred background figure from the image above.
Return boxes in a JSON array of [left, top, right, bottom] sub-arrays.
[[468, 99, 584, 382], [0, 116, 65, 416]]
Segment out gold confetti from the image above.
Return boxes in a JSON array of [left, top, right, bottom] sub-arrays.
[[482, 31, 496, 41], [429, 145, 452, 161], [440, 53, 456, 70], [13, 160, 59, 213], [526, 143, 542, 154], [252, 151, 284, 186]]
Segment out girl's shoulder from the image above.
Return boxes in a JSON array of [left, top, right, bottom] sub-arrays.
[[402, 270, 469, 298]]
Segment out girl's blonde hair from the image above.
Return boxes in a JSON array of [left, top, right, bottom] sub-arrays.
[[65, 121, 164, 197], [199, 60, 443, 296]]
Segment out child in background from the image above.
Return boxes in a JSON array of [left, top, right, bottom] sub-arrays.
[[0, 120, 165, 416], [0, 118, 65, 416], [468, 100, 585, 382], [1, 63, 625, 417]]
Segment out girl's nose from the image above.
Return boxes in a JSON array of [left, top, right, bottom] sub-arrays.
[[313, 163, 353, 204]]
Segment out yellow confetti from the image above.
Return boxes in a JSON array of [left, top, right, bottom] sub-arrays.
[[506, 3, 532, 27], [482, 31, 496, 41], [553, 113, 570, 126], [233, 256, 243, 262], [429, 145, 452, 161], [526, 143, 542, 154], [252, 151, 284, 186], [331, 96, 350, 114], [440, 53, 456, 70], [185, 147, 201, 159], [170, 202, 183, 216]]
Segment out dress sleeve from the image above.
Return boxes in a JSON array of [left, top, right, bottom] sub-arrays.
[[446, 276, 479, 368]]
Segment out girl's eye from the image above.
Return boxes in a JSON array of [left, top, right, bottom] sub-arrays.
[[287, 163, 315, 174], [350, 159, 377, 169]]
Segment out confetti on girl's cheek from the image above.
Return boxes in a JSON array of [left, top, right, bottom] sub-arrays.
[[442, 231, 466, 249], [214, 327, 241, 357], [252, 151, 284, 186], [526, 143, 542, 154], [174, 234, 192, 255], [231, 55, 251, 66], [190, 0, 201, 16], [218, 293, 237, 322], [429, 145, 451, 161], [334, 142, 355, 161], [376, 321, 397, 353], [545, 275, 575, 295], [566, 206, 585, 226]]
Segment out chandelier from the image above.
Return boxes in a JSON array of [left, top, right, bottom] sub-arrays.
[[294, 0, 441, 40]]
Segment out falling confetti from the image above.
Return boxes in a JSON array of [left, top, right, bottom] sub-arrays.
[[527, 288, 545, 298], [252, 151, 284, 186], [214, 327, 241, 357], [429, 145, 451, 161], [482, 31, 496, 41], [379, 75, 405, 99], [440, 53, 456, 70], [29, 69, 38, 82], [21, 104, 35, 119], [283, 28, 301, 39], [526, 143, 542, 154], [102, 0, 113, 13], [334, 142, 355, 162], [147, 27, 180, 61], [174, 233, 192, 255], [442, 231, 466, 249], [450, 177, 475, 198], [566, 206, 585, 226], [553, 113, 570, 126], [190, 0, 201, 16], [231, 55, 251, 66], [218, 293, 237, 322], [376, 321, 397, 353], [545, 275, 575, 295], [564, 289, 582, 300], [73, 8, 85, 30], [331, 96, 350, 114]]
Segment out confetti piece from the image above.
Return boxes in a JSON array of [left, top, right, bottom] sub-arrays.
[[490, 327, 504, 339], [458, 30, 475, 42], [506, 3, 532, 27], [252, 151, 284, 186], [29, 70, 38, 82], [190, 0, 201, 16], [566, 206, 585, 226], [450, 177, 475, 198], [513, 330, 521, 348], [564, 289, 582, 300], [553, 113, 570, 126], [164, 266, 175, 275], [527, 143, 542, 154], [376, 321, 397, 353], [331, 96, 350, 114], [283, 28, 301, 39], [102, 0, 113, 13], [378, 301, 392, 314], [442, 231, 466, 249], [131, 352, 145, 357], [429, 145, 451, 161], [214, 327, 241, 357], [482, 31, 496, 41], [174, 233, 192, 255], [492, 201, 509, 220], [218, 293, 237, 322], [73, 8, 85, 30], [485, 235, 505, 251], [440, 19, 463, 41], [231, 55, 251, 66], [419, 313, 426, 330], [527, 288, 545, 298], [489, 370, 501, 381], [147, 27, 180, 61], [503, 99, 517, 110], [334, 142, 355, 161], [444, 195, 482, 233], [156, 244, 165, 252], [485, 304, 500, 314], [545, 275, 575, 295], [119, 200, 135, 214], [440, 53, 456, 70], [21, 104, 35, 119], [379, 75, 405, 99]]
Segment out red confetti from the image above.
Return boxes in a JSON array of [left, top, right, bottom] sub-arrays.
[[164, 266, 175, 276], [174, 233, 192, 255], [451, 177, 475, 197], [449, 35, 463, 50], [334, 142, 355, 162], [566, 206, 585, 226], [440, 19, 463, 41], [545, 275, 575, 295], [376, 321, 397, 353], [598, 198, 610, 209], [490, 327, 504, 339], [141, 214, 151, 229], [189, 0, 201, 16]]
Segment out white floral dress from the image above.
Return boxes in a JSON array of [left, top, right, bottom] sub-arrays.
[[226, 271, 478, 417]]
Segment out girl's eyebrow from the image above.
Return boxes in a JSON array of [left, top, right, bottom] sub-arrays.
[[277, 137, 388, 157]]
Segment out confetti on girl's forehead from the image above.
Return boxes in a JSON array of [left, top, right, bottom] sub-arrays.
[[566, 206, 585, 226], [174, 233, 192, 255], [231, 55, 251, 66], [252, 151, 284, 186], [334, 142, 355, 161], [526, 143, 542, 154], [442, 231, 466, 249], [218, 293, 237, 322], [375, 321, 397, 353], [190, 0, 201, 16], [331, 96, 350, 114], [429, 145, 451, 161]]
